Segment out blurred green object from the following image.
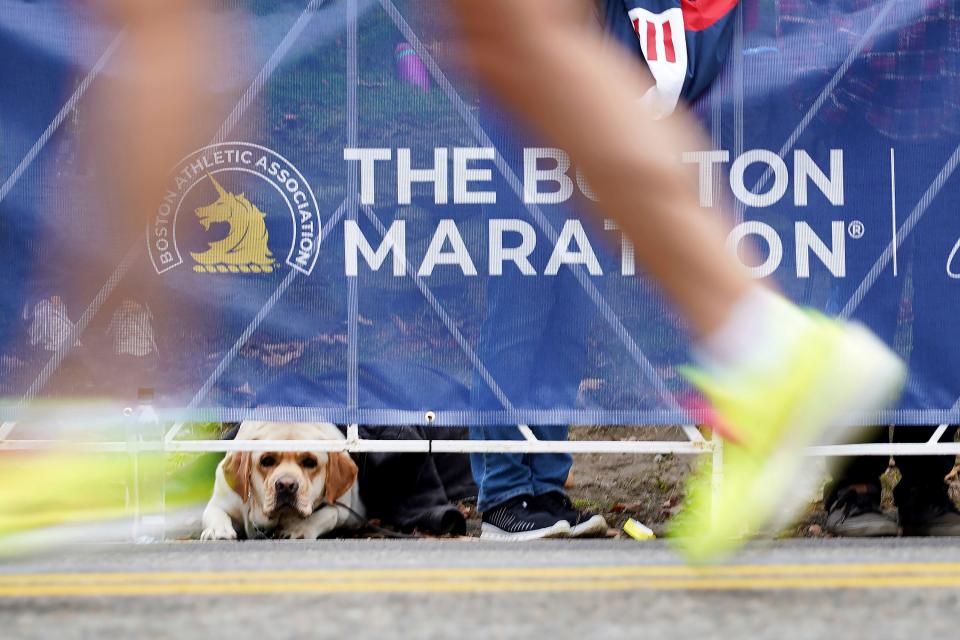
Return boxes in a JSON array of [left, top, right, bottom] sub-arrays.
[[0, 449, 219, 546]]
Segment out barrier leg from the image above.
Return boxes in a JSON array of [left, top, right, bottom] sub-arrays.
[[927, 424, 949, 444], [347, 424, 360, 451], [517, 425, 538, 441], [710, 431, 724, 529]]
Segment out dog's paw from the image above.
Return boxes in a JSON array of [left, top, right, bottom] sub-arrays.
[[278, 531, 306, 540], [200, 525, 237, 541], [277, 521, 322, 541]]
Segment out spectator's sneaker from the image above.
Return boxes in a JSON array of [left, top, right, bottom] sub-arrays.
[[825, 486, 898, 537], [671, 306, 906, 563], [534, 491, 608, 538], [480, 495, 571, 541], [897, 486, 960, 537]]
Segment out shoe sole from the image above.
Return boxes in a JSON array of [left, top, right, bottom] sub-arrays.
[[480, 520, 571, 541], [569, 515, 609, 538]]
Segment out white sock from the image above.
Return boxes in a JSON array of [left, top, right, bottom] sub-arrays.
[[692, 287, 801, 375]]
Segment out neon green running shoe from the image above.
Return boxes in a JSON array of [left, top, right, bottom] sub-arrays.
[[670, 308, 905, 563]]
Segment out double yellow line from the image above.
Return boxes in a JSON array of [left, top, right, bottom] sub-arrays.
[[3, 563, 960, 597]]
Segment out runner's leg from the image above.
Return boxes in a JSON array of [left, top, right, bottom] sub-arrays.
[[450, 0, 906, 560], [450, 0, 751, 338]]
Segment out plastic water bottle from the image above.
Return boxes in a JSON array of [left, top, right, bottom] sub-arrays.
[[395, 42, 430, 92], [129, 387, 165, 542]]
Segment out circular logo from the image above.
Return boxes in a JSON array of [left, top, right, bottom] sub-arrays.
[[148, 142, 321, 276]]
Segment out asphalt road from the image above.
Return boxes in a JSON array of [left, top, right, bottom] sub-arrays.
[[3, 538, 960, 639]]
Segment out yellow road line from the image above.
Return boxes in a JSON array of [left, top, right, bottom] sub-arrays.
[[3, 564, 960, 596], [3, 574, 960, 597], [3, 563, 960, 585]]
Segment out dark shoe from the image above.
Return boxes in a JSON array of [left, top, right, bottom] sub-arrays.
[[480, 495, 571, 541], [534, 491, 608, 538], [405, 505, 467, 536], [825, 486, 898, 537], [897, 486, 960, 536]]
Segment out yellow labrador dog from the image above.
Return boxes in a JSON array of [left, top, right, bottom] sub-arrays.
[[200, 421, 364, 540]]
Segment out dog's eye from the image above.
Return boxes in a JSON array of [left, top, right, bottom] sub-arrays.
[[260, 455, 277, 468], [301, 456, 318, 469]]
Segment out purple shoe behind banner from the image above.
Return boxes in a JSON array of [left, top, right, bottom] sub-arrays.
[[396, 42, 431, 92]]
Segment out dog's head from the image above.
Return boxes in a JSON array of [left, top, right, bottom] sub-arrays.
[[222, 422, 358, 531]]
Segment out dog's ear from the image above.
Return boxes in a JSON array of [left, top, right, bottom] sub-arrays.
[[324, 453, 358, 505], [223, 451, 252, 499]]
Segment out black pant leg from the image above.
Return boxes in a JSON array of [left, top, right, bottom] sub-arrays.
[[894, 425, 958, 491], [824, 427, 891, 508], [355, 425, 467, 535]]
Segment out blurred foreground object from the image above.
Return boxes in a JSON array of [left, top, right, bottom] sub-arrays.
[[0, 0, 228, 556], [0, 447, 218, 556], [90, 0, 225, 236]]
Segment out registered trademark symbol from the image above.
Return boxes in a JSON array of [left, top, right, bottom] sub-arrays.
[[848, 220, 865, 239]]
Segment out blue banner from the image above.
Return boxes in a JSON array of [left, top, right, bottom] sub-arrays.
[[1, 1, 959, 426]]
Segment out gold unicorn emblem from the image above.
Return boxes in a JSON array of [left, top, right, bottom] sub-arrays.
[[191, 174, 275, 273]]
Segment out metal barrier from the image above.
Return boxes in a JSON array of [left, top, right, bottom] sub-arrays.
[[2, 1, 958, 542], [2, 404, 958, 542]]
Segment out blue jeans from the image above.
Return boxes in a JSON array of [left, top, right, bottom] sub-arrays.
[[469, 261, 592, 512], [467, 106, 607, 513], [470, 425, 572, 512]]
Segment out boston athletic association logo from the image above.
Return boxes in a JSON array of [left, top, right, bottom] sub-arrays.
[[148, 142, 321, 276], [191, 173, 274, 273]]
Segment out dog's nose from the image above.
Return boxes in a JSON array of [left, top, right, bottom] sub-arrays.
[[275, 477, 299, 495]]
